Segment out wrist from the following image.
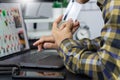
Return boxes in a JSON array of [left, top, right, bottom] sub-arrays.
[[59, 38, 70, 46], [57, 37, 72, 47]]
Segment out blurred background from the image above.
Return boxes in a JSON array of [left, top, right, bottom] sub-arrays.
[[0, 0, 104, 48]]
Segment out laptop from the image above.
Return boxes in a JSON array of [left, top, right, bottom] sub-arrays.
[[0, 3, 64, 69]]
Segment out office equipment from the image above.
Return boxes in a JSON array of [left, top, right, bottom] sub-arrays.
[[19, 50, 64, 69], [0, 3, 30, 59], [0, 3, 64, 69]]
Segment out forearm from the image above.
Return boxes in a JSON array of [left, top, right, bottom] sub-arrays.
[[61, 37, 104, 51], [57, 39, 104, 79], [57, 37, 104, 57], [57, 38, 87, 60], [57, 38, 88, 73]]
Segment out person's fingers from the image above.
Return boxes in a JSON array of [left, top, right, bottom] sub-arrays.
[[37, 42, 57, 51], [59, 22, 67, 30], [52, 16, 62, 33], [73, 20, 79, 28], [59, 20, 79, 31], [40, 36, 55, 43], [43, 42, 57, 49], [38, 45, 43, 51], [55, 19, 74, 32], [72, 26, 79, 34], [53, 15, 63, 28], [72, 20, 80, 33], [65, 19, 74, 31], [33, 35, 54, 46], [55, 15, 63, 24], [52, 22, 59, 33]]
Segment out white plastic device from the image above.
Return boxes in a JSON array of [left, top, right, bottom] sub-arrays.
[[62, 0, 83, 22]]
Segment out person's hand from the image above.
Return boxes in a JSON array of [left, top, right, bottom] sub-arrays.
[[33, 15, 63, 51], [52, 17, 79, 46], [33, 15, 79, 51], [33, 35, 57, 51]]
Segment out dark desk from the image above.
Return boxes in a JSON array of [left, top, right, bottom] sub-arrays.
[[0, 50, 91, 80], [0, 69, 91, 80]]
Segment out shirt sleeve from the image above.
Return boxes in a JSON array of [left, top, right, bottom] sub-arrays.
[[57, 38, 105, 79], [57, 37, 103, 60]]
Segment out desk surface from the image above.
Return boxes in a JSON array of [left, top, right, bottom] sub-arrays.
[[0, 50, 91, 80], [0, 69, 91, 80]]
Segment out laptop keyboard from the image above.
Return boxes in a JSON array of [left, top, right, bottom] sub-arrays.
[[21, 50, 58, 63], [20, 50, 64, 69], [26, 53, 50, 62]]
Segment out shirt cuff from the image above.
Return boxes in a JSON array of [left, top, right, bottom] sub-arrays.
[[57, 38, 72, 57]]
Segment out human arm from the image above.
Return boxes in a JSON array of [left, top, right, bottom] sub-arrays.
[[56, 1, 120, 80], [33, 15, 79, 51], [33, 0, 90, 50]]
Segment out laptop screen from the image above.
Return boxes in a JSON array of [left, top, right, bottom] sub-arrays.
[[0, 3, 30, 58]]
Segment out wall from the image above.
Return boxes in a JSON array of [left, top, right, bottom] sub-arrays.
[[25, 1, 104, 39], [78, 10, 104, 39]]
